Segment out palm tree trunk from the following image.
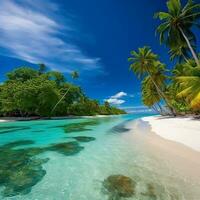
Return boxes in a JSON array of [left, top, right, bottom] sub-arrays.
[[51, 87, 71, 114], [146, 69, 176, 116], [182, 53, 189, 63], [152, 105, 159, 113], [154, 104, 163, 115], [179, 27, 200, 67], [157, 102, 164, 115], [151, 76, 175, 115]]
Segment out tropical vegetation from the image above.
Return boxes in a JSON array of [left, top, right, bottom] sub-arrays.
[[129, 0, 200, 116], [0, 66, 125, 117]]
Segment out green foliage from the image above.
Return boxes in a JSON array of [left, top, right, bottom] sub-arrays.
[[155, 0, 200, 64], [174, 61, 200, 111], [168, 40, 191, 62], [128, 46, 175, 115], [6, 67, 39, 82], [67, 98, 125, 116], [155, 0, 200, 46], [38, 63, 46, 75], [0, 66, 125, 117], [166, 84, 191, 113], [128, 46, 159, 79], [142, 76, 161, 107], [128, 0, 200, 115], [46, 71, 65, 86], [71, 71, 79, 79], [0, 77, 59, 117]]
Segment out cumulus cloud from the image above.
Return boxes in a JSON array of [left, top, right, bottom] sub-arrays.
[[106, 98, 125, 105], [0, 0, 103, 74], [111, 91, 127, 99], [105, 91, 127, 105]]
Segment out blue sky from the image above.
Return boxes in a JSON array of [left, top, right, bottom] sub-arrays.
[[0, 0, 199, 112]]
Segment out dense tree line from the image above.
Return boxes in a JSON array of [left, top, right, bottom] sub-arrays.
[[0, 66, 126, 117], [129, 0, 200, 116]]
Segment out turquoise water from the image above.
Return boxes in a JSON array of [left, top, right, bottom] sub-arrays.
[[0, 113, 199, 200]]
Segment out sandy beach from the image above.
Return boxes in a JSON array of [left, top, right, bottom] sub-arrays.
[[125, 117, 200, 185], [142, 116, 200, 152], [0, 119, 10, 123]]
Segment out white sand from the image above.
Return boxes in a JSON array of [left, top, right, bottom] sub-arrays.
[[0, 119, 9, 122], [142, 116, 200, 152], [126, 118, 200, 183]]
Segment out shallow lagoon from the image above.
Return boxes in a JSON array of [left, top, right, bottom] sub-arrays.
[[0, 113, 199, 200]]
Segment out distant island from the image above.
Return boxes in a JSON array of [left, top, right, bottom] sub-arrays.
[[0, 65, 126, 118]]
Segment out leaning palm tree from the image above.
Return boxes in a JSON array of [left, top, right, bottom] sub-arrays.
[[155, 0, 200, 66], [51, 71, 79, 113], [128, 46, 176, 115], [142, 76, 164, 114]]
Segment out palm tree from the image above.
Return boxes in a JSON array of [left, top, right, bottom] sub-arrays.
[[128, 46, 176, 115], [155, 0, 200, 66], [38, 63, 46, 75], [169, 40, 190, 62], [71, 71, 79, 79], [173, 59, 197, 76], [128, 46, 158, 78], [47, 71, 65, 86], [167, 83, 190, 114], [142, 76, 163, 114], [175, 62, 200, 110], [51, 71, 79, 114]]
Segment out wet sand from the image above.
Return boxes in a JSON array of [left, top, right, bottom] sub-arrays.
[[126, 119, 200, 184]]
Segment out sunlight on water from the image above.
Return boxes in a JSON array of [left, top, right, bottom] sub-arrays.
[[0, 113, 199, 200]]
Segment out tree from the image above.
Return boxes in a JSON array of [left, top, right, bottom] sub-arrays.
[[104, 101, 111, 109], [174, 61, 200, 110], [71, 71, 79, 79], [0, 81, 21, 115], [38, 63, 46, 75], [0, 77, 60, 117], [155, 0, 200, 66], [37, 81, 60, 116], [128, 46, 176, 115], [166, 83, 191, 114], [142, 76, 164, 114], [6, 67, 38, 82], [47, 71, 65, 86], [51, 71, 79, 113], [104, 101, 111, 114], [0, 67, 125, 117], [169, 40, 191, 62]]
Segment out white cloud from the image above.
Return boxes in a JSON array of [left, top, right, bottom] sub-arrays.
[[106, 99, 125, 105], [0, 0, 103, 74], [111, 91, 127, 99], [105, 91, 127, 105]]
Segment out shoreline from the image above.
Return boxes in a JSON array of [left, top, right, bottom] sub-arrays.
[[0, 114, 125, 123], [141, 116, 200, 152], [125, 118, 200, 183]]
